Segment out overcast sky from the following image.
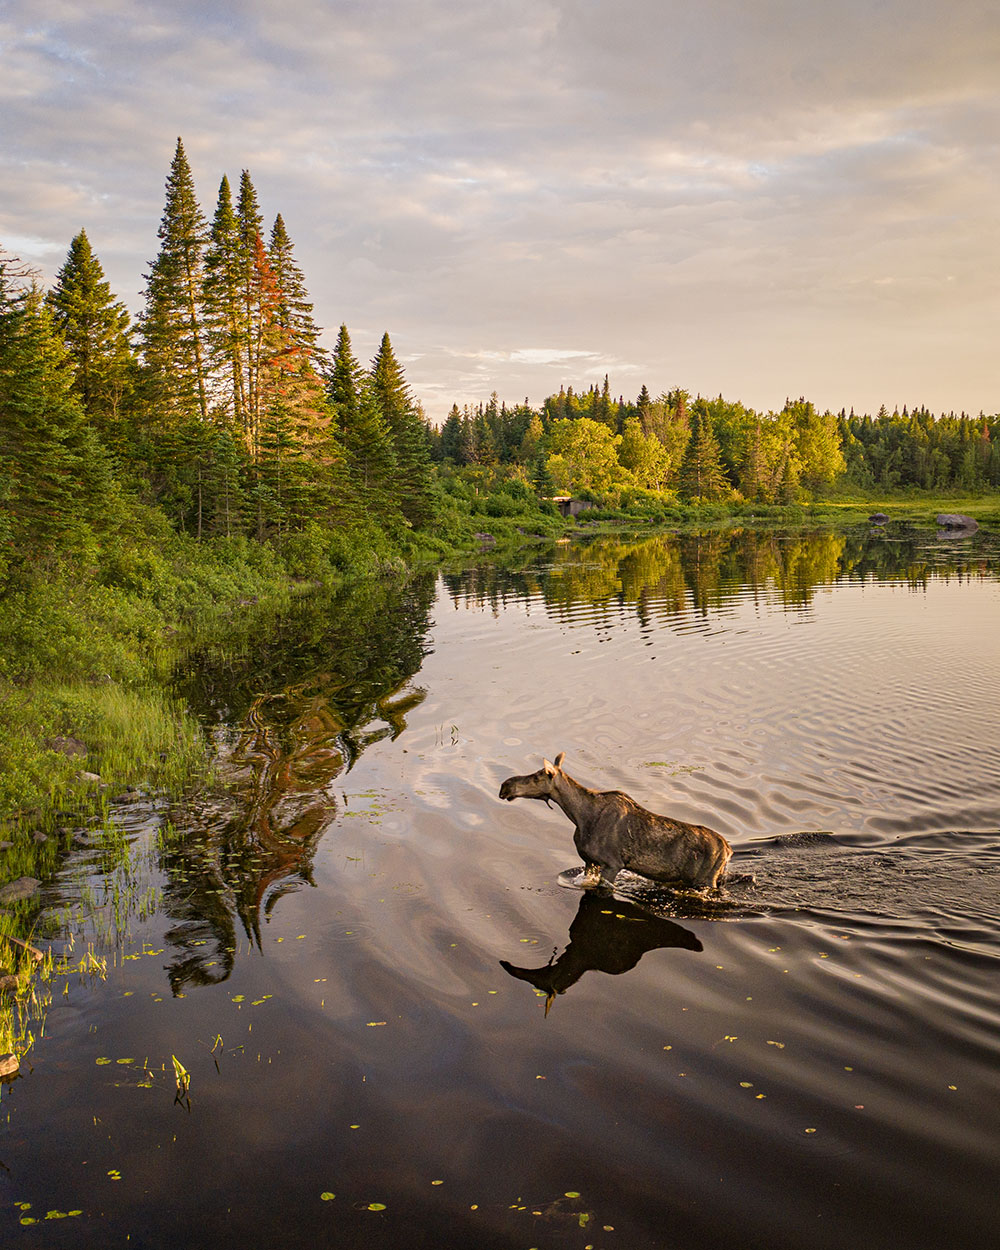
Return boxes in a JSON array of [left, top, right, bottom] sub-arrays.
[[3, 0, 999, 420]]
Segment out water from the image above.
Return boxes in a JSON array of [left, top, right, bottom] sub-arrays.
[[4, 525, 1000, 1249]]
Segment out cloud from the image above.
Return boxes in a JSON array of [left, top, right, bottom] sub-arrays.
[[1, 0, 999, 415]]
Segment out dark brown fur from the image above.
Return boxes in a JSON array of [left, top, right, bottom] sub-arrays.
[[499, 752, 732, 889]]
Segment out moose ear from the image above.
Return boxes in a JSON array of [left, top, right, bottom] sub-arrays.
[[553, 752, 565, 769], [542, 757, 555, 774]]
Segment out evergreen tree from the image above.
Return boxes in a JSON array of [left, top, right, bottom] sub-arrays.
[[249, 234, 340, 534], [268, 214, 324, 368], [440, 404, 464, 463], [45, 229, 135, 447], [203, 175, 244, 421], [138, 137, 210, 425], [369, 332, 433, 525], [326, 324, 363, 432], [678, 405, 730, 502], [0, 279, 115, 556], [236, 171, 265, 442]]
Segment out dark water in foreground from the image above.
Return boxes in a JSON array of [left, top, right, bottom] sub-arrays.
[[4, 526, 1000, 1250]]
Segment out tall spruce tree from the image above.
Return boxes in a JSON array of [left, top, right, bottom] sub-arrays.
[[0, 278, 115, 555], [138, 137, 210, 424], [235, 171, 265, 444], [46, 229, 134, 449], [679, 405, 730, 502], [268, 214, 324, 368], [368, 332, 433, 525], [203, 175, 244, 422]]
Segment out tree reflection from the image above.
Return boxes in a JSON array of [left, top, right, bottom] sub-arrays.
[[446, 527, 999, 629], [159, 574, 436, 992], [501, 892, 703, 1014]]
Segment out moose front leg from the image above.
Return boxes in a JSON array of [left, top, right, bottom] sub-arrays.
[[579, 861, 604, 888]]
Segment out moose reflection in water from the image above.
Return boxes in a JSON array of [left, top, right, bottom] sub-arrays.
[[501, 892, 703, 1013], [500, 753, 732, 889], [157, 575, 435, 993]]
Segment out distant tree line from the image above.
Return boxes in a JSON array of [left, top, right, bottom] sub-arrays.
[[431, 380, 1000, 501], [3, 135, 998, 591], [1, 137, 434, 579]]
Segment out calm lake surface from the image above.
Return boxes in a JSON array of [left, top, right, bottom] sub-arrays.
[[4, 525, 1000, 1250]]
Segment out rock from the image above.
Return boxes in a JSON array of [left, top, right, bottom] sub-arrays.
[[869, 512, 890, 525], [46, 735, 88, 758], [32, 831, 48, 843], [76, 771, 101, 784], [936, 513, 978, 533], [0, 1053, 19, 1079], [0, 877, 40, 905], [474, 532, 497, 545], [0, 974, 17, 993], [0, 841, 12, 851]]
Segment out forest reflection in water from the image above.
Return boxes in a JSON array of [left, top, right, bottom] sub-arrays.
[[159, 573, 436, 992], [443, 523, 1000, 622]]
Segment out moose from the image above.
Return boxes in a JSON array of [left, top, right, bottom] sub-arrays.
[[499, 753, 732, 889]]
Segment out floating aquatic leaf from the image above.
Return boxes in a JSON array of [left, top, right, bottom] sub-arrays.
[[366, 1021, 386, 1027], [766, 1040, 785, 1049], [431, 1180, 443, 1186], [116, 1058, 134, 1065], [740, 1082, 753, 1088], [96, 1057, 111, 1065], [367, 1202, 386, 1211], [805, 1128, 816, 1134], [320, 1192, 336, 1201], [565, 1191, 581, 1198], [231, 995, 245, 1003]]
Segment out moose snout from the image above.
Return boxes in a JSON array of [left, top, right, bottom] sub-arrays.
[[499, 779, 515, 801]]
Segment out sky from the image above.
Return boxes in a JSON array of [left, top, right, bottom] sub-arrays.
[[2, 0, 999, 421]]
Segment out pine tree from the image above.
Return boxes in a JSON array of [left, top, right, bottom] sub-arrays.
[[0, 279, 115, 555], [138, 137, 210, 425], [236, 171, 265, 442], [326, 324, 363, 431], [679, 406, 730, 502], [368, 332, 433, 525], [249, 235, 342, 535], [268, 214, 325, 369], [46, 229, 134, 449], [203, 175, 244, 421]]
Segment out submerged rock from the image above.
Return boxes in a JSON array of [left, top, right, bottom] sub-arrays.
[[869, 512, 890, 525], [0, 877, 40, 905], [936, 513, 978, 533], [0, 1053, 19, 1079]]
